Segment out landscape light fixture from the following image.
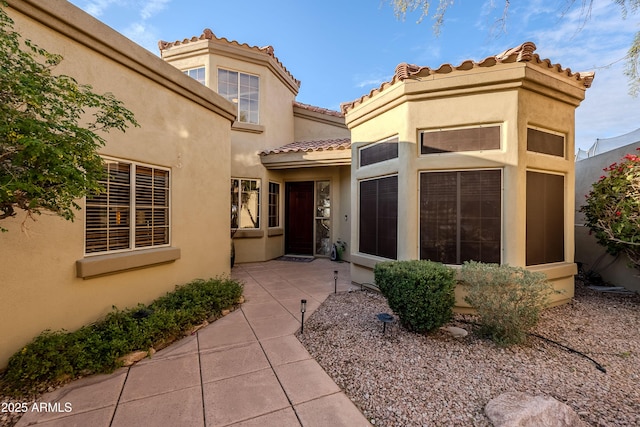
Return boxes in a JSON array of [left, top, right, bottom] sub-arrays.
[[334, 270, 338, 294], [300, 299, 307, 333]]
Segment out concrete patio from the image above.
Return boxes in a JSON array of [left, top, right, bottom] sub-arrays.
[[16, 258, 370, 427]]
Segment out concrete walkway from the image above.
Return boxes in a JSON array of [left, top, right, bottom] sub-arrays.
[[16, 258, 370, 427]]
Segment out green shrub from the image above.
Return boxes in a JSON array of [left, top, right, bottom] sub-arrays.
[[581, 150, 640, 269], [460, 261, 553, 346], [1, 277, 243, 395], [374, 260, 456, 333]]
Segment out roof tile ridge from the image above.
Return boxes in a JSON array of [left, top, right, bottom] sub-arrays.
[[293, 101, 344, 117], [159, 29, 300, 87]]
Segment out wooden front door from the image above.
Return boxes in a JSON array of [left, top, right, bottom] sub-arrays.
[[285, 181, 314, 255]]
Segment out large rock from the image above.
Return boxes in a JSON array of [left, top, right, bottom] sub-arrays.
[[485, 392, 588, 427]]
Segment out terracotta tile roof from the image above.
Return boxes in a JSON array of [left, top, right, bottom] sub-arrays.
[[159, 28, 300, 88], [260, 138, 351, 156], [293, 101, 344, 118], [341, 42, 595, 114]]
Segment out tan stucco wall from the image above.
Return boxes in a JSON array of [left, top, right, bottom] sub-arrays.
[[0, 0, 235, 368], [346, 61, 587, 308], [575, 142, 640, 292], [293, 107, 350, 142]]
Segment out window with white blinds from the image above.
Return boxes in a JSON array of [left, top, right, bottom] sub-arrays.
[[85, 159, 170, 254]]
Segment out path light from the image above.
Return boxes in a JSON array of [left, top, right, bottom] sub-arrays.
[[300, 299, 307, 334], [334, 270, 338, 294]]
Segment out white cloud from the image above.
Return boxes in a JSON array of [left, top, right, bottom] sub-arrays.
[[354, 72, 394, 90], [139, 0, 171, 20], [82, 0, 123, 17], [122, 22, 161, 54]]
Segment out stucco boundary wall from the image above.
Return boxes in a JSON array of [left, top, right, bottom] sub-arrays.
[[1, 0, 236, 368], [575, 142, 640, 293]]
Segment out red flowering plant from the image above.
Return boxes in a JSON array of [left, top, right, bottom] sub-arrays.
[[581, 148, 640, 269]]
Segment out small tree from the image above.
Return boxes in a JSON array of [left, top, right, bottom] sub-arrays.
[[581, 149, 640, 269], [0, 3, 138, 231]]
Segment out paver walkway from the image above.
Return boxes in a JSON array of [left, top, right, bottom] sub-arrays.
[[16, 258, 370, 427]]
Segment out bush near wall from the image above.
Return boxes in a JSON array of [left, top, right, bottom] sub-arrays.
[[374, 260, 456, 333], [460, 261, 553, 346], [1, 277, 243, 395]]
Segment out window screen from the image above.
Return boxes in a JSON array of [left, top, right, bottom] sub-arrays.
[[360, 138, 399, 166], [359, 176, 398, 259], [420, 170, 501, 264], [527, 128, 565, 157], [526, 171, 564, 265], [421, 126, 500, 154]]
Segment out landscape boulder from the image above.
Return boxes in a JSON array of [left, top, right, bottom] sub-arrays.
[[485, 391, 588, 427]]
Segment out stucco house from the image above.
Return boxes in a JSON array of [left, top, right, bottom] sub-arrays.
[[0, 0, 236, 368], [1, 1, 595, 369], [158, 32, 352, 263], [342, 42, 594, 308]]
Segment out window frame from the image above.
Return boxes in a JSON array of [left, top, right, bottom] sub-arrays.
[[419, 168, 502, 265], [231, 178, 261, 230], [183, 66, 206, 85], [84, 157, 171, 256], [268, 181, 280, 228], [217, 68, 260, 125]]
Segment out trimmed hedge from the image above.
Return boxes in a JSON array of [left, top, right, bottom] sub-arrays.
[[374, 260, 456, 333], [1, 277, 243, 395]]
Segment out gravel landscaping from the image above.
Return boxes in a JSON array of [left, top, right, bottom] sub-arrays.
[[297, 278, 640, 426]]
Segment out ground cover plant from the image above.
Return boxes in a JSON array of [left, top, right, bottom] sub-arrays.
[[374, 260, 456, 333], [0, 277, 243, 395]]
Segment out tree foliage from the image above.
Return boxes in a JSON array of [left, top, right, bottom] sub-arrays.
[[581, 149, 640, 269], [0, 3, 138, 230], [390, 0, 640, 96]]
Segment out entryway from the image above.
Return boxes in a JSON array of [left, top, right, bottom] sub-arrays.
[[285, 181, 331, 256]]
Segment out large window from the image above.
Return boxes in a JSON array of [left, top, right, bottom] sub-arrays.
[[526, 171, 564, 265], [218, 69, 259, 124], [359, 176, 398, 259], [231, 178, 260, 229], [184, 67, 205, 85], [86, 159, 170, 254], [268, 182, 280, 228], [420, 170, 501, 264]]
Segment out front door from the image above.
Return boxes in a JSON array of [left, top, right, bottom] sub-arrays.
[[285, 181, 314, 255]]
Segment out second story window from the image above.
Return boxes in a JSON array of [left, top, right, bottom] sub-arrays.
[[218, 69, 259, 124], [184, 67, 205, 85]]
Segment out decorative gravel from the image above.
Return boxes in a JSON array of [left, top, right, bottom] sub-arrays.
[[297, 280, 640, 427]]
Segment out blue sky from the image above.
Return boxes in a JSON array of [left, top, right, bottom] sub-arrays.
[[68, 0, 639, 152]]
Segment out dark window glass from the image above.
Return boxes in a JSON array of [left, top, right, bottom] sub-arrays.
[[420, 170, 501, 264], [526, 172, 564, 265], [360, 138, 399, 166], [359, 176, 398, 259], [527, 128, 565, 157], [421, 126, 500, 154]]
